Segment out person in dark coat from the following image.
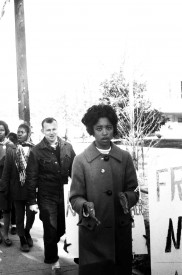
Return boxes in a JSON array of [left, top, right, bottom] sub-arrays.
[[0, 120, 13, 245], [69, 104, 139, 275], [7, 132, 18, 235], [25, 117, 76, 274], [0, 123, 35, 252]]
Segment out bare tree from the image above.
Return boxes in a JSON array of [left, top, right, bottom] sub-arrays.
[[99, 71, 167, 173]]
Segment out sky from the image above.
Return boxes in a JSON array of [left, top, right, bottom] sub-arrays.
[[0, 0, 182, 131], [24, 0, 182, 104]]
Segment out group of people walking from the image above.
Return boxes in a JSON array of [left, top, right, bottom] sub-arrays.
[[0, 117, 75, 274], [0, 122, 35, 250], [0, 103, 139, 275]]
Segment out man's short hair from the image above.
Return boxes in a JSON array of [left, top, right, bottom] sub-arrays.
[[41, 117, 57, 128]]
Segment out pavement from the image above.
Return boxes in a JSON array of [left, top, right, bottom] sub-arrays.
[[0, 214, 147, 275], [0, 214, 78, 275]]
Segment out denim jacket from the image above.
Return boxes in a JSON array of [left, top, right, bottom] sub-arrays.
[[26, 137, 76, 205]]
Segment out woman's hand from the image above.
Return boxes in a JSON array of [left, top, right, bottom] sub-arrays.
[[83, 202, 95, 216], [118, 192, 129, 214], [83, 202, 101, 226]]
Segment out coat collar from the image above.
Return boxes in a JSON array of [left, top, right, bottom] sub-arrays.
[[39, 136, 65, 150], [85, 141, 123, 163]]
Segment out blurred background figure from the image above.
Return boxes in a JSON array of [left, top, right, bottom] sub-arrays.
[[0, 123, 35, 251], [0, 121, 14, 246], [7, 132, 18, 145], [7, 132, 18, 235]]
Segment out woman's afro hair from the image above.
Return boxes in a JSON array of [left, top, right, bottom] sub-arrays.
[[81, 104, 118, 136]]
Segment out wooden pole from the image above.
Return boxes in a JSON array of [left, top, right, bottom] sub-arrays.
[[14, 0, 30, 125]]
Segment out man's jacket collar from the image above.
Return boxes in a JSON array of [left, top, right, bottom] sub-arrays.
[[39, 137, 65, 149], [85, 141, 123, 163]]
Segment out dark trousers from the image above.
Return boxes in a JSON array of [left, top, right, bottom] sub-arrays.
[[14, 200, 35, 236], [79, 261, 131, 275], [11, 202, 16, 225], [38, 193, 65, 264]]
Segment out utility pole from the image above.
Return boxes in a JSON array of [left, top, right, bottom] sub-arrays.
[[129, 76, 137, 168], [14, 0, 30, 125]]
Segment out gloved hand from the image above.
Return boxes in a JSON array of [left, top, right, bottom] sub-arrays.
[[29, 204, 39, 213], [83, 202, 101, 226], [118, 192, 129, 214], [83, 202, 95, 217]]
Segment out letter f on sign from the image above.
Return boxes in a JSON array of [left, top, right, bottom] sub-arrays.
[[156, 169, 168, 202]]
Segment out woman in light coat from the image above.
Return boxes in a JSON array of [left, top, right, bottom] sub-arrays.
[[70, 104, 139, 275]]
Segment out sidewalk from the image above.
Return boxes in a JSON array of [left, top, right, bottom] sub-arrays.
[[0, 214, 78, 275], [0, 214, 147, 275]]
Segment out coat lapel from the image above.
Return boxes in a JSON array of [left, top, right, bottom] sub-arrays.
[[84, 142, 123, 163], [84, 142, 101, 163], [109, 143, 123, 162]]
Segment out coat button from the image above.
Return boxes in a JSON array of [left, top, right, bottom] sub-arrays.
[[106, 190, 112, 196], [101, 169, 105, 173]]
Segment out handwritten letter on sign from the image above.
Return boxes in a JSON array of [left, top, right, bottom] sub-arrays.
[[148, 150, 182, 275]]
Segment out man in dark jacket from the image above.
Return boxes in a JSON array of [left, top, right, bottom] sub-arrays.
[[26, 117, 76, 274]]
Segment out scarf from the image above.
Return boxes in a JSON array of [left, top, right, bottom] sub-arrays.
[[15, 142, 32, 186]]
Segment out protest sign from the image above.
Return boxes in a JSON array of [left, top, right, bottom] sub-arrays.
[[131, 198, 148, 255], [64, 183, 79, 258], [148, 149, 182, 275]]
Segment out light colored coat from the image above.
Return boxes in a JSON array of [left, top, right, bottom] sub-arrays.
[[70, 142, 138, 270]]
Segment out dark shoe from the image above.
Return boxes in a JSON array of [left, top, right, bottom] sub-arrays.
[[74, 258, 79, 264], [20, 236, 30, 252], [3, 237, 12, 246], [10, 227, 17, 235], [25, 229, 33, 247]]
